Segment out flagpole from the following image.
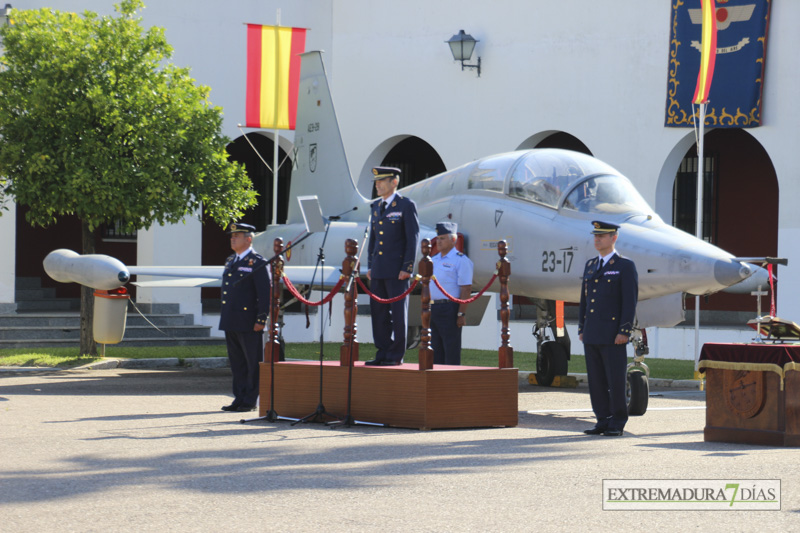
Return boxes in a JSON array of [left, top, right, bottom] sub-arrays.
[[691, 0, 716, 375], [271, 9, 282, 227], [694, 102, 705, 371]]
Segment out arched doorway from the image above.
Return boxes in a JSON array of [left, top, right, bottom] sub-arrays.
[[670, 129, 779, 315], [371, 137, 446, 196], [201, 133, 293, 310], [517, 131, 593, 155]]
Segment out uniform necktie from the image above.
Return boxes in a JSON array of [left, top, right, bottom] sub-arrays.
[[380, 201, 387, 214]]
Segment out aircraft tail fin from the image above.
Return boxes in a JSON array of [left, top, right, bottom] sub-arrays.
[[287, 51, 367, 224]]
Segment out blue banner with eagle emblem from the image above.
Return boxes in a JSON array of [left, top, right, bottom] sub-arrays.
[[665, 0, 771, 128]]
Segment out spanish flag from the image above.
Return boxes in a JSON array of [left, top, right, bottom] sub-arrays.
[[245, 25, 307, 130], [692, 0, 717, 105]]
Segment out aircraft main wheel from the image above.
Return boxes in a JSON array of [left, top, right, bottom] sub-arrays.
[[626, 370, 649, 416], [536, 341, 569, 387]]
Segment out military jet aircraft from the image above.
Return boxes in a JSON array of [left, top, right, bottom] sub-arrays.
[[45, 51, 769, 415]]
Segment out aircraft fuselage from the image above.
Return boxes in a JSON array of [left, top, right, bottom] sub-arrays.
[[255, 149, 758, 305]]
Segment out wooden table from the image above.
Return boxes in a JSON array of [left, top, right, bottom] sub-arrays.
[[699, 343, 800, 446]]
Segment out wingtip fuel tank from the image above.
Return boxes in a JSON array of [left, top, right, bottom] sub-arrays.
[[43, 249, 130, 290]]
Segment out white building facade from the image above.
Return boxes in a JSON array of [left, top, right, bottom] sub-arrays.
[[4, 1, 796, 358]]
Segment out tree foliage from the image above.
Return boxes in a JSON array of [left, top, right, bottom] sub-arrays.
[[0, 0, 257, 231]]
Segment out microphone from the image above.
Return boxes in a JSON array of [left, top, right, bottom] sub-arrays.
[[328, 206, 358, 221]]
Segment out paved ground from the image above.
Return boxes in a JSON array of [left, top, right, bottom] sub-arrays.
[[1, 367, 797, 532]]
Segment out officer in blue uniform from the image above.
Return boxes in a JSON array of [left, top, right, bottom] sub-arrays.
[[219, 223, 271, 412], [366, 166, 420, 366], [430, 221, 473, 365], [579, 221, 638, 436]]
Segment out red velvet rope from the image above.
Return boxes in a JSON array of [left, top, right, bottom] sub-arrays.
[[431, 273, 498, 304], [356, 277, 420, 303], [282, 274, 347, 306]]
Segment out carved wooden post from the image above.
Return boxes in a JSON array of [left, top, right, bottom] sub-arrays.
[[340, 238, 360, 366], [497, 240, 514, 368], [418, 238, 434, 370], [265, 238, 284, 363]]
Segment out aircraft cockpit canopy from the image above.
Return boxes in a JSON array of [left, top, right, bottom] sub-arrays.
[[506, 149, 653, 216], [562, 175, 653, 215]]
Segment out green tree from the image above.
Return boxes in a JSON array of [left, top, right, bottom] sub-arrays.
[[0, 1, 257, 355]]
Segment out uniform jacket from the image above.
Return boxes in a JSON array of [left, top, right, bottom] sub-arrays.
[[218, 250, 271, 332], [578, 252, 638, 344], [368, 194, 420, 279]]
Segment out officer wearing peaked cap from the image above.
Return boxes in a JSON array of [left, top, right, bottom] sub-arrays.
[[430, 221, 473, 365], [219, 222, 271, 412], [579, 220, 638, 436], [365, 166, 420, 366]]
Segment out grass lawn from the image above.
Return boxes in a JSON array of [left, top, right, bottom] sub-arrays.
[[0, 343, 697, 380]]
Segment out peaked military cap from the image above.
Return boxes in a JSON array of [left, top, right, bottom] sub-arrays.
[[226, 222, 256, 234], [591, 220, 619, 235], [436, 221, 457, 236], [372, 166, 401, 180]]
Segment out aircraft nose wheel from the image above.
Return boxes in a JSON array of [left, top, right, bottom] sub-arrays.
[[406, 326, 421, 350], [536, 340, 569, 386], [626, 364, 650, 416]]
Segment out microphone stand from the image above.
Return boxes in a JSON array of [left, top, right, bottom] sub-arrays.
[[292, 216, 341, 425], [328, 214, 385, 428]]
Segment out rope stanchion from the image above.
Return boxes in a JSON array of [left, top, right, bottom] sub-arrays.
[[266, 239, 284, 364], [356, 276, 420, 304], [431, 273, 498, 304], [340, 238, 359, 366], [418, 239, 434, 370], [282, 274, 346, 306], [497, 240, 513, 368]]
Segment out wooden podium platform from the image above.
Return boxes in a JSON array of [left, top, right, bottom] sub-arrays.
[[699, 343, 800, 446], [259, 360, 519, 430]]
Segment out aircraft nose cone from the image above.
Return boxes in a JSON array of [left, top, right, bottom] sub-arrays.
[[747, 265, 771, 288], [714, 259, 753, 288]]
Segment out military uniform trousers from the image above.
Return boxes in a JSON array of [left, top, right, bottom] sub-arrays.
[[369, 277, 409, 363], [584, 342, 628, 431], [224, 330, 263, 407], [430, 300, 462, 365]]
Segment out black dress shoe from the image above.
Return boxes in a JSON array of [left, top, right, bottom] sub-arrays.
[[236, 404, 256, 412], [603, 429, 624, 436], [583, 427, 606, 435], [380, 360, 401, 366], [221, 403, 241, 412], [364, 359, 382, 366]]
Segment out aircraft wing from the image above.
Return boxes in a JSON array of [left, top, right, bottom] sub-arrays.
[[129, 266, 225, 278], [129, 265, 354, 289], [129, 266, 225, 288], [132, 277, 221, 288]]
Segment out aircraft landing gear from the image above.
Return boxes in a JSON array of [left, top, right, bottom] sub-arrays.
[[406, 326, 421, 350], [536, 340, 569, 386], [626, 328, 650, 416], [532, 299, 571, 387]]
